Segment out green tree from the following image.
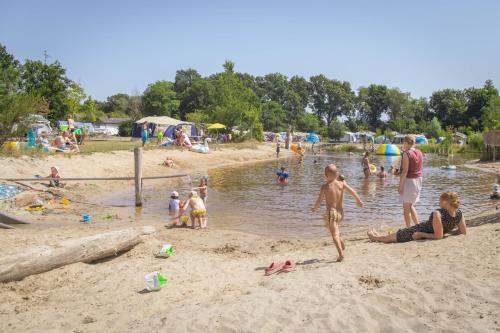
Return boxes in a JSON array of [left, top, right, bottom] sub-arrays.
[[174, 68, 215, 119], [102, 93, 130, 114], [118, 119, 134, 137], [142, 81, 180, 117], [261, 101, 286, 132], [328, 120, 346, 140], [297, 113, 321, 133], [482, 95, 500, 130], [309, 74, 328, 122], [65, 82, 86, 118], [20, 60, 72, 121], [429, 89, 467, 128], [0, 44, 21, 98], [386, 88, 411, 121], [465, 80, 498, 130], [79, 98, 104, 122], [357, 84, 390, 129], [289, 75, 310, 109], [126, 95, 143, 120], [209, 61, 262, 137], [427, 117, 442, 138], [0, 93, 49, 138]]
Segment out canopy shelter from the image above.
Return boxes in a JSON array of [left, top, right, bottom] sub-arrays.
[[132, 116, 198, 139], [207, 123, 226, 130]]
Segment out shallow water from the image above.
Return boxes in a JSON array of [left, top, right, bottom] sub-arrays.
[[97, 152, 497, 238]]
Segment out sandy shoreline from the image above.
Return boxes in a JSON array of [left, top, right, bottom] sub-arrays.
[[464, 159, 500, 175], [1, 145, 499, 333]]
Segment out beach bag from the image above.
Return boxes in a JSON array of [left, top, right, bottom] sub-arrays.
[[145, 271, 167, 291]]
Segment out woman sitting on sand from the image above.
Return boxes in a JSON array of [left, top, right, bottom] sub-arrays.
[[368, 192, 466, 243]]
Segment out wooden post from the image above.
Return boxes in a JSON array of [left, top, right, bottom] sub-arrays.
[[134, 147, 143, 207]]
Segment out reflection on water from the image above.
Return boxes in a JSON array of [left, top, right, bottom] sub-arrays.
[[97, 152, 497, 238]]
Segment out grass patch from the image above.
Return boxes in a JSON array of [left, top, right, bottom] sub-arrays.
[[79, 139, 142, 154]]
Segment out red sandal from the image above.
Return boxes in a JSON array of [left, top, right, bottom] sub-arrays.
[[265, 262, 284, 275], [282, 260, 295, 272]]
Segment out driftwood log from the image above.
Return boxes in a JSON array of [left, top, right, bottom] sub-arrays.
[[0, 226, 155, 283], [0, 222, 15, 229], [0, 212, 31, 225]]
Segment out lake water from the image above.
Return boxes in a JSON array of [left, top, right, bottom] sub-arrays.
[[98, 152, 497, 238]]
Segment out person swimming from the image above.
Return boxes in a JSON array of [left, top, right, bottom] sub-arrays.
[[276, 166, 289, 184]]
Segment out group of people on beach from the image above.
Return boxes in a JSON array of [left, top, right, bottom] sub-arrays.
[[309, 135, 467, 262], [35, 117, 80, 153]]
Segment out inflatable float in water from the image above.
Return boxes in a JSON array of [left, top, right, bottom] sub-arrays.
[[290, 144, 305, 155], [369, 164, 377, 174], [376, 144, 401, 156], [191, 139, 210, 154]]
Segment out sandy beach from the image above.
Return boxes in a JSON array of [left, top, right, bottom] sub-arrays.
[[0, 144, 499, 333], [464, 159, 500, 175]]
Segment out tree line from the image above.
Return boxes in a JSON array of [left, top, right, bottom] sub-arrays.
[[1, 43, 499, 140]]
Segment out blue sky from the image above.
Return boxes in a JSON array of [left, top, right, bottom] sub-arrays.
[[1, 0, 499, 101]]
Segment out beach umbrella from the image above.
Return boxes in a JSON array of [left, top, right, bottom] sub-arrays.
[[304, 133, 320, 143], [207, 123, 226, 143], [376, 144, 401, 156], [207, 123, 226, 130]]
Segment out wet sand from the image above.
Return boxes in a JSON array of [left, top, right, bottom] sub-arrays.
[[464, 159, 500, 175], [0, 145, 499, 332]]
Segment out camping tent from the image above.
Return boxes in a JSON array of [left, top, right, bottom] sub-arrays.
[[132, 116, 198, 139], [25, 115, 52, 136], [415, 135, 428, 145], [304, 133, 320, 143], [340, 132, 356, 143], [375, 135, 392, 144]]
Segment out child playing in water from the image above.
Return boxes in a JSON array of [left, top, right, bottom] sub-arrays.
[[276, 166, 289, 184], [177, 191, 207, 229], [491, 176, 500, 199], [169, 191, 180, 211], [311, 164, 364, 262], [195, 177, 208, 202], [276, 141, 281, 158], [378, 166, 388, 178]]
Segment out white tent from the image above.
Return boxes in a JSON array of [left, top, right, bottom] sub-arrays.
[[135, 116, 184, 126]]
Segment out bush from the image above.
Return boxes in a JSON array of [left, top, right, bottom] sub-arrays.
[[328, 121, 346, 140], [118, 119, 134, 137], [467, 132, 484, 152]]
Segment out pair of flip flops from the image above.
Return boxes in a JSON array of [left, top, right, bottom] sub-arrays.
[[265, 260, 295, 275]]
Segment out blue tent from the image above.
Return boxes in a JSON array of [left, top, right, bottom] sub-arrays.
[[416, 135, 428, 145], [304, 133, 320, 143]]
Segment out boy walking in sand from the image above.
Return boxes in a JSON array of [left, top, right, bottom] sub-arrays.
[[311, 164, 364, 262]]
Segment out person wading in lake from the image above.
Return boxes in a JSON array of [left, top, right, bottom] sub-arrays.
[[361, 152, 371, 178], [399, 135, 424, 227]]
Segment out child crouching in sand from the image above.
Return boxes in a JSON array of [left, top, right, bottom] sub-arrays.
[[311, 164, 364, 262], [177, 191, 207, 229]]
